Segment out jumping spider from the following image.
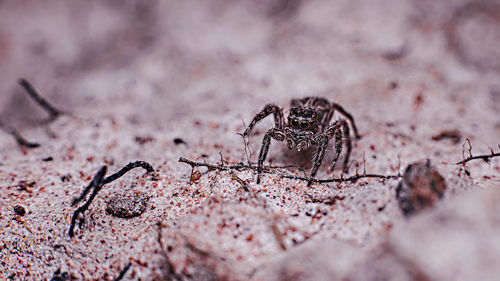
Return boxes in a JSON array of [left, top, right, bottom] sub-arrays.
[[243, 97, 361, 186]]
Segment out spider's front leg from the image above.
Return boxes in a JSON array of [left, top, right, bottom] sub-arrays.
[[308, 120, 347, 186], [243, 104, 284, 137], [331, 102, 361, 139], [256, 128, 285, 184], [308, 135, 330, 187]]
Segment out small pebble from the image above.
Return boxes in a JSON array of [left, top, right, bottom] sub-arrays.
[[173, 138, 188, 145], [190, 170, 201, 182], [106, 193, 149, 218], [13, 205, 26, 216]]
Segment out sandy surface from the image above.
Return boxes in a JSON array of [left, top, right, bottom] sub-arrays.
[[0, 1, 499, 280]]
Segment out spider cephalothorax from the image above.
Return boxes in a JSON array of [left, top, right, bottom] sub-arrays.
[[243, 96, 360, 186]]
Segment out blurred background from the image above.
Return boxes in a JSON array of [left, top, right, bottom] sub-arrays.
[[0, 0, 499, 129]]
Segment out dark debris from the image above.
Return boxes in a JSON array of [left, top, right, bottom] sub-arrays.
[[431, 129, 461, 144], [396, 159, 447, 216], [173, 138, 188, 146], [135, 136, 154, 145], [13, 205, 26, 216], [50, 268, 71, 281]]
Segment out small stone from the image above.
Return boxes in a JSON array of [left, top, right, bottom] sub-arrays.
[[105, 193, 149, 218], [173, 138, 188, 145], [13, 205, 26, 216], [60, 174, 72, 182], [190, 170, 201, 183], [396, 160, 447, 216]]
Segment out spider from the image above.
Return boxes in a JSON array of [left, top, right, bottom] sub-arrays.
[[243, 96, 361, 186]]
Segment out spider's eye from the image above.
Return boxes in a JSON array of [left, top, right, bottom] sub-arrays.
[[291, 119, 299, 127], [300, 121, 309, 129]]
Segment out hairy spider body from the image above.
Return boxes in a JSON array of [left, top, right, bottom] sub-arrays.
[[243, 97, 360, 186]]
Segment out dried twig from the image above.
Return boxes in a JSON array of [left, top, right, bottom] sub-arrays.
[[178, 157, 400, 185], [456, 138, 500, 165], [0, 78, 64, 148], [5, 126, 40, 148], [68, 161, 154, 238], [113, 263, 131, 281], [456, 151, 500, 165], [238, 120, 253, 165], [229, 171, 250, 192], [281, 173, 400, 183], [18, 78, 63, 123]]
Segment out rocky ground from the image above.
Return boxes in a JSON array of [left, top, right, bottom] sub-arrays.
[[0, 1, 499, 280]]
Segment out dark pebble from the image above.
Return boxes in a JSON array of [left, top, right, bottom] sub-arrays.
[[173, 138, 187, 145], [13, 205, 26, 216]]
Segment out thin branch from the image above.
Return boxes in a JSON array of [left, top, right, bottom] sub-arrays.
[[102, 161, 154, 185], [179, 157, 255, 171], [69, 166, 106, 237], [18, 78, 63, 122], [0, 120, 40, 148], [178, 157, 400, 185], [0, 79, 63, 148], [179, 157, 304, 173], [113, 263, 132, 281], [281, 173, 400, 183], [230, 171, 250, 192], [6, 126, 40, 148], [238, 120, 253, 165], [456, 152, 500, 165], [456, 139, 500, 165], [218, 150, 227, 166], [68, 161, 154, 238], [460, 138, 472, 165]]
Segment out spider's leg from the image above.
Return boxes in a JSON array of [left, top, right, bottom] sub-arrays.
[[256, 129, 284, 184], [342, 121, 352, 171], [329, 126, 343, 172], [331, 102, 360, 139], [323, 120, 349, 172], [243, 104, 284, 136], [308, 134, 330, 187], [309, 120, 346, 186]]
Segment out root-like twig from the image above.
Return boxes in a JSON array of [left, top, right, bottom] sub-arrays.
[[113, 263, 132, 281], [18, 78, 63, 123], [0, 78, 64, 148], [178, 157, 400, 185], [456, 151, 500, 165], [3, 126, 40, 148], [457, 140, 500, 165]]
